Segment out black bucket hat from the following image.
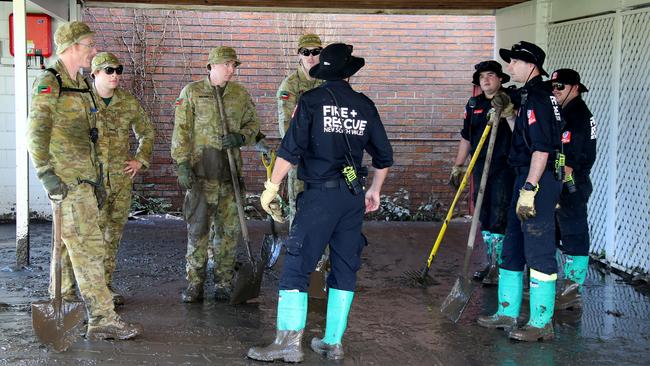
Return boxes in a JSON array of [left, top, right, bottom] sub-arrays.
[[309, 43, 365, 81], [499, 41, 548, 76], [472, 60, 510, 85], [548, 68, 589, 92]]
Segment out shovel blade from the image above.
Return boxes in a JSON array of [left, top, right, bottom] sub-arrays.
[[31, 300, 85, 352], [230, 257, 265, 305], [440, 276, 476, 323]]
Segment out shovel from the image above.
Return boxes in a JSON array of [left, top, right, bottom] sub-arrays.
[[32, 200, 85, 352], [260, 152, 283, 269], [403, 122, 492, 287], [440, 108, 502, 323], [213, 88, 264, 305]]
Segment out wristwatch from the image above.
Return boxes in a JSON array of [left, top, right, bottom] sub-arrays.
[[523, 182, 539, 192]]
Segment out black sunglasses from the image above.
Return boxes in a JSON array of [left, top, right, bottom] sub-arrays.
[[104, 65, 124, 75], [298, 48, 322, 57], [552, 83, 565, 91]]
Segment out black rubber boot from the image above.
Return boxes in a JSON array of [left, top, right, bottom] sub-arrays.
[[509, 322, 554, 342], [311, 337, 344, 360], [181, 282, 204, 303], [247, 330, 304, 363]]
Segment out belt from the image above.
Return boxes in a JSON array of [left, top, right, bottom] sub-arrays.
[[305, 179, 343, 190]]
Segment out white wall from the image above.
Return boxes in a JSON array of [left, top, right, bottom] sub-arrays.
[[0, 2, 63, 218]]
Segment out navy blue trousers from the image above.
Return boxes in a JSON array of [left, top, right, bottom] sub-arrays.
[[501, 170, 562, 275], [472, 163, 515, 235], [279, 181, 366, 292], [556, 177, 593, 256]]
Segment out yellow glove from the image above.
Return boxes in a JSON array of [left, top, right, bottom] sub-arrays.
[[261, 179, 285, 223], [516, 185, 538, 221], [449, 165, 466, 189]]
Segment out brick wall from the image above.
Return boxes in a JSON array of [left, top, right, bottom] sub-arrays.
[[83, 7, 494, 213]]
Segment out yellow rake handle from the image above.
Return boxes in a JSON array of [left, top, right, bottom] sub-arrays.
[[425, 124, 492, 268], [261, 150, 276, 180]]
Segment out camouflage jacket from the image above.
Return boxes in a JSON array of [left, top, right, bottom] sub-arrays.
[[277, 65, 322, 136], [171, 77, 259, 175], [27, 59, 99, 186], [94, 87, 155, 187]]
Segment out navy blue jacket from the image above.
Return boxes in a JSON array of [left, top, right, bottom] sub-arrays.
[[560, 96, 597, 177], [278, 80, 393, 183]]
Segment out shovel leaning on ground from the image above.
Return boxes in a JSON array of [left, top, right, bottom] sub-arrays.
[[440, 107, 502, 323], [32, 200, 85, 352], [213, 88, 265, 305], [403, 122, 492, 287]]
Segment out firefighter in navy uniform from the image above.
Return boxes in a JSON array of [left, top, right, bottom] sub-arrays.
[[547, 68, 597, 311], [477, 41, 563, 342], [450, 60, 516, 285], [247, 43, 393, 363]]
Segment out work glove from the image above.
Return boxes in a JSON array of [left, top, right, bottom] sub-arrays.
[[490, 91, 516, 120], [221, 133, 245, 149], [39, 170, 68, 200], [177, 162, 194, 190], [516, 186, 538, 221], [260, 179, 285, 223], [449, 165, 466, 189]]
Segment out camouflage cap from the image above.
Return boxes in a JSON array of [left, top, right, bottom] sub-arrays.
[[54, 21, 95, 55], [297, 34, 322, 51], [207, 46, 241, 68], [91, 52, 121, 73]]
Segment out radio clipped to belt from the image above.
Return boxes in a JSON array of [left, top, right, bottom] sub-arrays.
[[325, 87, 366, 196]]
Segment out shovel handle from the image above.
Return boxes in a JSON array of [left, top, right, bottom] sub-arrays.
[[52, 200, 63, 310], [261, 150, 276, 180], [213, 87, 253, 261], [424, 123, 493, 269], [461, 109, 502, 278]]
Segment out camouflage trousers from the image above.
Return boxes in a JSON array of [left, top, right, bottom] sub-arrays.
[[287, 168, 304, 229], [98, 179, 132, 286], [48, 184, 116, 325], [183, 179, 241, 287]]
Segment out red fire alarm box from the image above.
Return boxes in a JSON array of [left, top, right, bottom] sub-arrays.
[[9, 13, 52, 57]]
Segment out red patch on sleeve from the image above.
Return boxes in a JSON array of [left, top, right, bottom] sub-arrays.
[[280, 91, 292, 100], [527, 109, 537, 125], [37, 85, 51, 94], [562, 131, 571, 144], [175, 98, 184, 106], [473, 109, 484, 114]]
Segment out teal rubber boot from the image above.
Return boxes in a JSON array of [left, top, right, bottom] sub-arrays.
[[509, 270, 555, 341], [558, 255, 589, 310], [477, 268, 522, 330], [248, 290, 308, 362], [311, 288, 354, 360], [482, 233, 505, 285], [492, 234, 505, 266]]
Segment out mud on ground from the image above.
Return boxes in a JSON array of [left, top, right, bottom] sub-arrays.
[[1, 216, 649, 365]]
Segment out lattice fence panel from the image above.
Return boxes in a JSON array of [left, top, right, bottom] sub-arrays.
[[615, 11, 650, 272], [547, 16, 615, 259]]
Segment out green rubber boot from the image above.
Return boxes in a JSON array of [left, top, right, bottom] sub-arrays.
[[247, 290, 308, 362], [509, 270, 555, 341], [311, 288, 354, 360], [558, 255, 589, 310], [482, 233, 505, 285], [477, 268, 522, 330]]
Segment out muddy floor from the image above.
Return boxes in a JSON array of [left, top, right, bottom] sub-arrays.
[[1, 216, 649, 365]]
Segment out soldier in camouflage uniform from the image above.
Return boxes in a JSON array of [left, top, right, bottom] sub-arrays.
[[91, 52, 155, 305], [278, 34, 324, 227], [27, 21, 142, 340], [172, 46, 260, 303]]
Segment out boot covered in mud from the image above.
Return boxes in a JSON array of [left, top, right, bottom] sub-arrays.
[[247, 290, 307, 362], [181, 282, 204, 303], [509, 269, 556, 342], [311, 288, 354, 360], [86, 316, 143, 341], [557, 255, 589, 310], [474, 231, 493, 281], [477, 268, 522, 330], [482, 233, 505, 285]]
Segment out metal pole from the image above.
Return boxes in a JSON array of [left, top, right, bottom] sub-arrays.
[[13, 0, 29, 267]]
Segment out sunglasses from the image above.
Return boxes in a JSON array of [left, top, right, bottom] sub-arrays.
[[552, 83, 565, 91], [104, 65, 124, 75], [298, 48, 322, 57]]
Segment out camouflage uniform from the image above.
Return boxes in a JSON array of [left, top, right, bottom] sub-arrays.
[[27, 56, 117, 326], [92, 53, 155, 289], [172, 68, 259, 290], [278, 34, 323, 227]]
